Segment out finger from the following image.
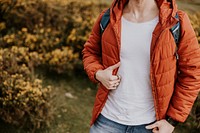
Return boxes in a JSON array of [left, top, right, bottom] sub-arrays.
[[114, 81, 120, 85], [109, 76, 118, 81], [109, 74, 121, 81], [109, 75, 121, 81], [145, 122, 159, 129], [152, 128, 159, 133], [109, 79, 120, 85], [152, 129, 159, 133], [108, 81, 120, 89], [114, 82, 120, 87], [117, 75, 121, 80], [109, 82, 120, 88], [108, 87, 117, 90], [108, 62, 120, 70]]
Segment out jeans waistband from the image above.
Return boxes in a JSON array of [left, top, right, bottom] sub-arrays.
[[98, 113, 156, 127]]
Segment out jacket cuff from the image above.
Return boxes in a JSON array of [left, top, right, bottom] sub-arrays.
[[94, 68, 102, 83], [88, 66, 104, 83], [166, 116, 179, 127]]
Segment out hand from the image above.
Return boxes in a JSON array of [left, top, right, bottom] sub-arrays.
[[145, 119, 175, 133], [95, 62, 121, 90]]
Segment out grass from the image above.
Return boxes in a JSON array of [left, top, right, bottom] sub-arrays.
[[35, 68, 98, 133], [41, 70, 96, 133]]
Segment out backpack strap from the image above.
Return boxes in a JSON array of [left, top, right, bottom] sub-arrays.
[[170, 13, 181, 45], [100, 8, 110, 35], [170, 13, 181, 60]]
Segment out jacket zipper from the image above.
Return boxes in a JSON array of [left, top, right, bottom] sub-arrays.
[[151, 19, 179, 120], [113, 24, 121, 61], [151, 71, 159, 120]]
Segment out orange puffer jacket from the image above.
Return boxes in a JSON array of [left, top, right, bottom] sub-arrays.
[[82, 0, 200, 126]]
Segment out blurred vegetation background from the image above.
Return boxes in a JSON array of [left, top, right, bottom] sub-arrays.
[[0, 0, 199, 133]]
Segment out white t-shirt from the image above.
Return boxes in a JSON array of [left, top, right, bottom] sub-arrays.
[[101, 15, 159, 125]]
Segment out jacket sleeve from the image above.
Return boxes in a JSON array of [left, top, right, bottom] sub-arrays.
[[167, 12, 200, 122], [82, 12, 105, 83]]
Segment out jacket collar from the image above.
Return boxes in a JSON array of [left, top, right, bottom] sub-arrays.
[[110, 0, 178, 26]]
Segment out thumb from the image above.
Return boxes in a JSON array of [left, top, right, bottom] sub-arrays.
[[108, 62, 120, 70], [145, 122, 159, 129]]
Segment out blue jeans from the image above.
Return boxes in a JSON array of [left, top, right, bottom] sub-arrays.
[[90, 114, 154, 133]]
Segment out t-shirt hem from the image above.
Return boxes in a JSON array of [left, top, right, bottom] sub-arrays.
[[101, 112, 156, 126]]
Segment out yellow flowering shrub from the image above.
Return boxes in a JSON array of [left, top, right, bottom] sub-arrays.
[[47, 47, 79, 73], [0, 0, 104, 130], [187, 13, 200, 129], [188, 12, 200, 43], [0, 47, 52, 130], [0, 0, 106, 73]]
